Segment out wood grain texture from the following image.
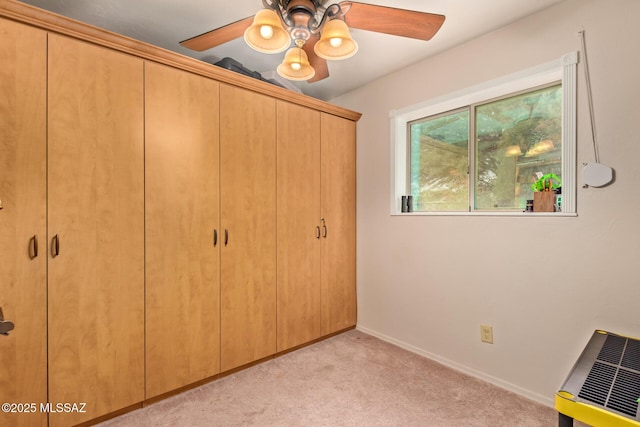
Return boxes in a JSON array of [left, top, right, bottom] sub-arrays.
[[320, 114, 357, 336], [276, 101, 322, 352], [47, 34, 145, 427], [145, 62, 221, 398], [220, 84, 277, 372], [0, 17, 47, 427], [303, 35, 330, 83], [180, 16, 253, 51], [343, 1, 445, 41]]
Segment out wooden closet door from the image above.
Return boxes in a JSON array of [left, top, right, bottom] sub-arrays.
[[145, 62, 220, 398], [0, 18, 47, 427], [320, 113, 357, 335], [219, 84, 276, 372], [47, 34, 144, 426], [276, 101, 322, 352]]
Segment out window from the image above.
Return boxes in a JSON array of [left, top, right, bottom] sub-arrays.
[[391, 52, 577, 215], [409, 84, 561, 212]]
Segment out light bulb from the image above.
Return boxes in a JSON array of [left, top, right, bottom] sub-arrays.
[[290, 62, 301, 71], [329, 37, 343, 48], [259, 25, 274, 40]]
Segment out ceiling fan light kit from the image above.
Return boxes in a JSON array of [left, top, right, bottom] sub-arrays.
[[243, 9, 291, 53], [247, 1, 358, 80], [180, 1, 445, 83], [314, 18, 358, 60], [277, 44, 316, 80]]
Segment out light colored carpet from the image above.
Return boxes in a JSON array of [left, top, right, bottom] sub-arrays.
[[98, 330, 576, 426]]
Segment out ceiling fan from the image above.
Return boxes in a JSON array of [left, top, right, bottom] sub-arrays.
[[180, 0, 445, 82]]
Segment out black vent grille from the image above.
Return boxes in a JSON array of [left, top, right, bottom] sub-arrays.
[[578, 335, 640, 418], [596, 334, 626, 364], [622, 339, 640, 372], [608, 369, 640, 417], [578, 361, 616, 406]]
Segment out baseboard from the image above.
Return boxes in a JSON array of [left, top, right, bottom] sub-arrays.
[[355, 324, 554, 408]]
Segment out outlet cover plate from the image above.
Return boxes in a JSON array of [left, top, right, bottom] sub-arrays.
[[480, 325, 494, 344]]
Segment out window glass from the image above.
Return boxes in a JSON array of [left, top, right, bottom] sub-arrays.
[[409, 110, 469, 211], [475, 84, 562, 210]]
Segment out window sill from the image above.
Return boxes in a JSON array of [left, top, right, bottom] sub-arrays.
[[391, 211, 577, 217]]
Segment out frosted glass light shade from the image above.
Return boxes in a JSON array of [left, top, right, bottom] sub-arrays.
[[277, 47, 315, 81], [314, 19, 358, 60], [244, 9, 290, 54]]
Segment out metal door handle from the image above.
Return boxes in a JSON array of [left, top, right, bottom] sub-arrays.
[[214, 229, 218, 247], [30, 235, 39, 259], [321, 218, 327, 238], [52, 234, 60, 257], [0, 307, 15, 336], [224, 229, 228, 246], [316, 226, 321, 239]]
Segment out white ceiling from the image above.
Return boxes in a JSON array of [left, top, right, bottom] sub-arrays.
[[19, 0, 565, 101]]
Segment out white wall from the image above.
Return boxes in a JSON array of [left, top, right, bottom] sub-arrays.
[[332, 0, 640, 405]]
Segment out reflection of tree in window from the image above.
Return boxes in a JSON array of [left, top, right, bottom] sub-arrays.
[[476, 84, 562, 210], [410, 110, 468, 211], [409, 83, 562, 212]]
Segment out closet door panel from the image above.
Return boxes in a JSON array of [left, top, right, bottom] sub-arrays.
[[145, 62, 220, 398], [47, 34, 145, 426], [276, 101, 321, 352], [320, 114, 357, 335], [219, 84, 276, 372], [0, 17, 47, 427]]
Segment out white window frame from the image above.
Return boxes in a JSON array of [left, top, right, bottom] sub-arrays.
[[390, 52, 578, 216]]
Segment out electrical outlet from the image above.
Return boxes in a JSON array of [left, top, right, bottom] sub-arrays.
[[480, 325, 493, 344]]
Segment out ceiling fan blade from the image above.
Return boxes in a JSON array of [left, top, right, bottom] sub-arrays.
[[340, 2, 445, 41], [303, 36, 330, 82], [180, 16, 254, 51]]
